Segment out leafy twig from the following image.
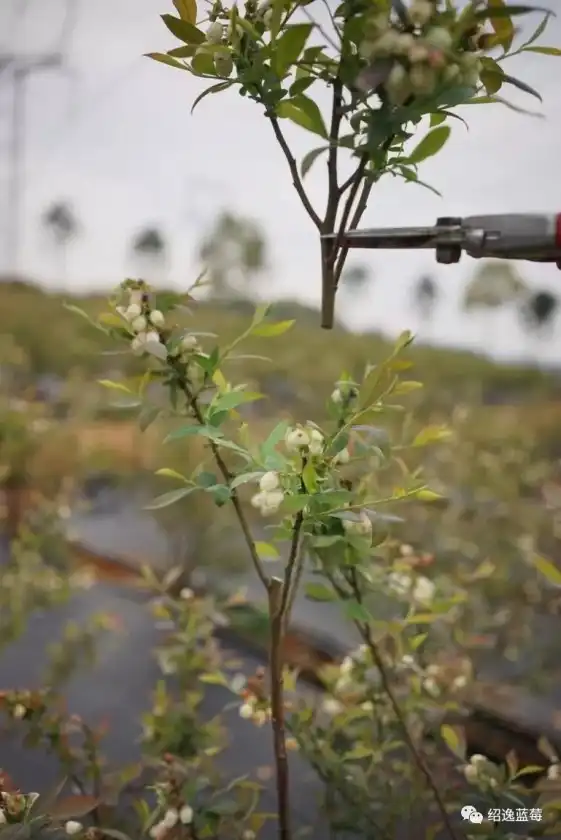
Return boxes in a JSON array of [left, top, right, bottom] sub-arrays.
[[172, 365, 270, 591], [344, 569, 461, 840]]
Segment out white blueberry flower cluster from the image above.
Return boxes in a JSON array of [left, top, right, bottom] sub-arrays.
[[360, 0, 487, 102], [149, 805, 194, 839], [342, 510, 372, 539], [387, 570, 436, 605], [285, 424, 325, 456], [0, 791, 40, 826], [238, 696, 272, 727], [250, 470, 285, 517], [334, 644, 370, 692], [463, 753, 498, 788], [117, 286, 167, 357]]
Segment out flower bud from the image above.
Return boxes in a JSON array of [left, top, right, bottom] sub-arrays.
[[263, 8, 273, 26], [443, 63, 460, 84], [308, 428, 324, 456], [214, 53, 234, 77], [333, 447, 350, 465], [206, 21, 224, 43], [408, 43, 429, 63], [12, 703, 26, 720], [285, 427, 310, 451], [179, 806, 194, 825], [386, 62, 411, 105], [371, 29, 402, 56], [131, 315, 147, 333], [408, 0, 433, 28], [65, 822, 83, 836], [149, 309, 165, 327], [181, 333, 198, 351], [259, 471, 280, 492], [343, 511, 372, 538], [145, 330, 161, 344], [131, 334, 146, 354], [394, 33, 416, 54], [239, 702, 254, 719], [424, 27, 453, 51], [125, 303, 142, 321], [129, 289, 143, 307], [409, 64, 436, 95]]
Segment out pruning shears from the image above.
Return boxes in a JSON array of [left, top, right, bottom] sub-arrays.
[[320, 213, 561, 328]]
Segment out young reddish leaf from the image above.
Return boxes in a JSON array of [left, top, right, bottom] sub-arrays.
[[49, 795, 99, 820]]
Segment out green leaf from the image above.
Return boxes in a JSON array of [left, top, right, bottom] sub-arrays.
[[146, 52, 189, 71], [139, 405, 161, 432], [412, 425, 452, 447], [523, 11, 550, 47], [473, 4, 553, 22], [276, 97, 327, 138], [429, 112, 446, 126], [344, 600, 371, 624], [487, 0, 515, 52], [191, 48, 217, 76], [230, 471, 264, 490], [302, 461, 318, 493], [531, 554, 561, 587], [304, 582, 336, 602], [155, 468, 188, 482], [480, 57, 504, 94], [191, 81, 233, 113], [261, 421, 290, 460], [98, 379, 131, 394], [282, 494, 312, 513], [173, 0, 197, 24], [407, 126, 451, 164], [168, 44, 198, 57], [196, 471, 218, 488], [501, 73, 542, 101], [252, 319, 294, 337], [269, 0, 284, 39], [145, 487, 196, 510], [310, 534, 344, 548], [161, 14, 205, 44], [209, 484, 231, 506], [255, 541, 279, 561], [300, 145, 328, 178], [199, 672, 229, 686], [275, 24, 313, 77], [441, 724, 465, 759], [165, 424, 223, 444], [415, 488, 444, 502], [524, 45, 561, 55], [210, 390, 264, 413]]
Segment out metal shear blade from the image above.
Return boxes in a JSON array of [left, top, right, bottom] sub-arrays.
[[321, 224, 463, 250]]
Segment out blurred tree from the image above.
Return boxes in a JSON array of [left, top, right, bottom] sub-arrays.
[[521, 290, 558, 334], [41, 201, 80, 288], [131, 226, 168, 281], [463, 261, 528, 311], [412, 275, 439, 342], [340, 263, 371, 293], [520, 290, 558, 364], [463, 261, 529, 357], [199, 211, 267, 297]]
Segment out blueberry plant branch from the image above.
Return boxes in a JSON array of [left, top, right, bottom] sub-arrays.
[[326, 566, 461, 840]]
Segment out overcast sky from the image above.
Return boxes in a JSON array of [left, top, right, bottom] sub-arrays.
[[1, 0, 561, 362]]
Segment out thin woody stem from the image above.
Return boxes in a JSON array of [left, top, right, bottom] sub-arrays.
[[172, 366, 270, 591], [267, 114, 322, 230]]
